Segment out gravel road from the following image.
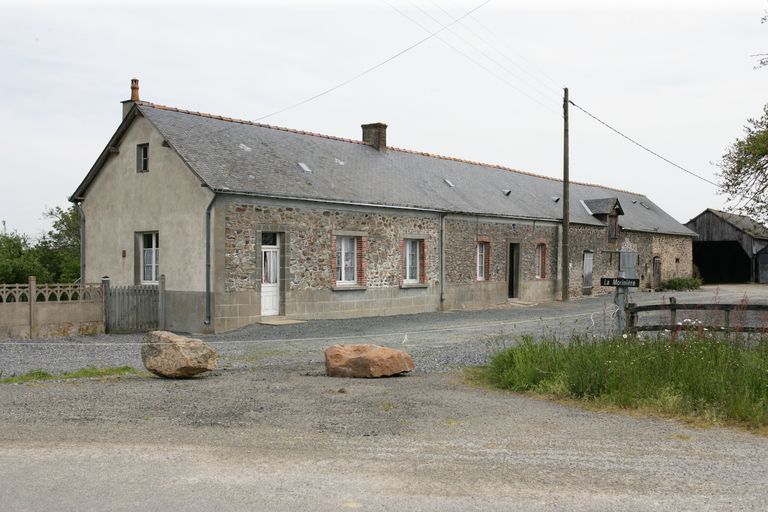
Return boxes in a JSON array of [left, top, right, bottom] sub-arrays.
[[3, 284, 767, 378], [1, 284, 767, 511]]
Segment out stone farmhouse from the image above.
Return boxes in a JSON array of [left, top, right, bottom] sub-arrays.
[[70, 81, 695, 333]]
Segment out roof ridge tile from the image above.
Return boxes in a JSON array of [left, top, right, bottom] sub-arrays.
[[137, 101, 368, 146]]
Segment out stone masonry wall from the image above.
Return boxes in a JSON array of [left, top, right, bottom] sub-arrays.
[[217, 199, 693, 330], [443, 218, 559, 307], [652, 234, 693, 282], [225, 203, 440, 292], [567, 224, 694, 297]]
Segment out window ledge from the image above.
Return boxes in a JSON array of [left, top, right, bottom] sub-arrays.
[[332, 285, 367, 292], [400, 283, 428, 289]]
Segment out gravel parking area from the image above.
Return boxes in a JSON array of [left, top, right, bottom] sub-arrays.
[[2, 285, 767, 511]]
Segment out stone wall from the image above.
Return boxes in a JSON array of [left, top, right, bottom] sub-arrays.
[[217, 199, 440, 328], [652, 234, 694, 283], [215, 198, 694, 331], [443, 217, 559, 308], [567, 224, 694, 296]]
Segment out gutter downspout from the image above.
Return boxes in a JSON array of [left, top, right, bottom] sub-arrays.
[[74, 202, 85, 283], [440, 212, 446, 306], [204, 193, 216, 326]]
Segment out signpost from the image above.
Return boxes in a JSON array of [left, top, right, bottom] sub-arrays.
[[602, 249, 639, 334], [600, 277, 640, 288]]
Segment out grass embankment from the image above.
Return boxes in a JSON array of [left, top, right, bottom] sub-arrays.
[[0, 366, 138, 383], [482, 335, 768, 429]]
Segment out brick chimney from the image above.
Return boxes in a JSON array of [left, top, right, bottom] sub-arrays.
[[362, 122, 387, 152], [121, 78, 140, 119]]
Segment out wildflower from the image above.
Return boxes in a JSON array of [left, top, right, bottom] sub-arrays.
[[623, 334, 628, 339]]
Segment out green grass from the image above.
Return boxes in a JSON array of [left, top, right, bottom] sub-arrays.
[[482, 335, 768, 429], [0, 365, 138, 383]]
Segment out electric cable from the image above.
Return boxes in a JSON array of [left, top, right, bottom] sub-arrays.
[[254, 0, 493, 122]]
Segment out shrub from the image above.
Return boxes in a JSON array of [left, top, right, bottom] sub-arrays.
[[659, 276, 702, 291]]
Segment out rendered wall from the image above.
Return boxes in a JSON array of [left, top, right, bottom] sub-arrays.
[[79, 115, 215, 333]]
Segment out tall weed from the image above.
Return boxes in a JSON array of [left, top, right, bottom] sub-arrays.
[[486, 334, 768, 427]]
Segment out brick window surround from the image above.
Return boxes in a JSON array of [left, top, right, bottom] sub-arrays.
[[400, 238, 427, 286], [331, 232, 367, 288]]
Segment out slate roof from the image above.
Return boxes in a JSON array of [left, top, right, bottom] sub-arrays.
[[706, 209, 768, 240], [72, 102, 696, 237]]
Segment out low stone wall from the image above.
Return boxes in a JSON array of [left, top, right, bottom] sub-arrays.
[[0, 278, 104, 340]]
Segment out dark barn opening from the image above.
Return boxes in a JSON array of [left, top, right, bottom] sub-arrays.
[[692, 241, 750, 283]]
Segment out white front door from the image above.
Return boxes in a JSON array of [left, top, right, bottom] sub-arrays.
[[261, 246, 279, 316]]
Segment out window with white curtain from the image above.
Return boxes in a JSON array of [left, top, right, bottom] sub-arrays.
[[404, 239, 420, 283], [141, 232, 159, 284], [336, 236, 357, 284]]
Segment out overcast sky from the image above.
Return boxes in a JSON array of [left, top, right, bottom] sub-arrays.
[[1, 0, 766, 237]]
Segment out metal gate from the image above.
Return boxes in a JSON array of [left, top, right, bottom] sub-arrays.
[[102, 277, 163, 333]]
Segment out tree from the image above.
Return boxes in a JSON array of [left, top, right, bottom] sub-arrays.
[[0, 205, 80, 284], [718, 104, 768, 223], [0, 232, 53, 284], [39, 205, 81, 282]]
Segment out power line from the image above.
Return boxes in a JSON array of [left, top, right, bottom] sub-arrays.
[[254, 0, 493, 122], [569, 100, 720, 188], [445, 0, 563, 93], [383, 0, 560, 116], [404, 0, 560, 106], [434, 0, 563, 97]]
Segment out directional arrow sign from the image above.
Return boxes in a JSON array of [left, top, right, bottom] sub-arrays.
[[600, 277, 640, 287]]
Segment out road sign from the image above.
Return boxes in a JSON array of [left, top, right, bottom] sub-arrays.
[[600, 277, 640, 287]]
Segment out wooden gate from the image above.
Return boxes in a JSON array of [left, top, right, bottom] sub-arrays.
[[103, 276, 164, 333]]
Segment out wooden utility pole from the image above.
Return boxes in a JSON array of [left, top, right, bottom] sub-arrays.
[[562, 87, 570, 301]]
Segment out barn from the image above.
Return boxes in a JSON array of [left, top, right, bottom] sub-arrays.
[[685, 209, 768, 284]]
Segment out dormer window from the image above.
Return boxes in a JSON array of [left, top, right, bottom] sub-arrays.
[[582, 198, 623, 241], [137, 143, 149, 172]]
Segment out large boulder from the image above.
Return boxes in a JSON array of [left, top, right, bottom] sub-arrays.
[[325, 344, 414, 378], [141, 330, 217, 378]]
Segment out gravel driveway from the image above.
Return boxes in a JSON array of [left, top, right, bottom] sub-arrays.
[[1, 284, 768, 511]]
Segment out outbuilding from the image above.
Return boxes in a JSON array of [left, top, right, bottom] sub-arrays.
[[685, 208, 768, 283]]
